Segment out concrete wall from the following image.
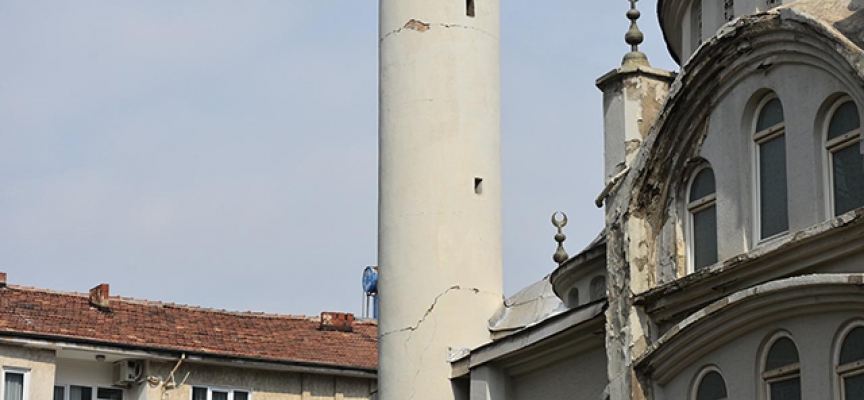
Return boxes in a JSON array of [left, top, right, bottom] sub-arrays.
[[689, 62, 861, 267], [55, 359, 114, 388], [0, 352, 373, 400], [510, 347, 607, 400], [0, 345, 56, 400], [148, 362, 374, 400], [657, 310, 860, 399], [377, 0, 504, 398], [679, 0, 796, 62]]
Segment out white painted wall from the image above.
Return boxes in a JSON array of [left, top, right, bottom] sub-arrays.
[[377, 0, 504, 399], [146, 361, 375, 400], [55, 359, 114, 388], [657, 310, 860, 399], [691, 62, 862, 263], [0, 345, 56, 400], [511, 347, 607, 400]]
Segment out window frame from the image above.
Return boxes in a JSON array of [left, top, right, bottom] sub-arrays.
[[752, 94, 789, 244], [834, 321, 864, 400], [759, 332, 801, 400], [589, 276, 606, 302], [190, 386, 251, 400], [2, 368, 29, 400], [690, 366, 728, 400], [823, 97, 863, 218], [686, 164, 718, 272], [53, 384, 123, 400]]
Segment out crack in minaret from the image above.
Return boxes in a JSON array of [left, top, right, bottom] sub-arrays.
[[379, 285, 497, 340], [379, 20, 499, 43], [379, 285, 462, 339]]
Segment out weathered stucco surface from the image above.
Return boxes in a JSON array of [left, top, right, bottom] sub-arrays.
[[377, 0, 504, 399], [148, 362, 374, 400], [510, 346, 607, 400], [602, 3, 864, 399], [0, 344, 56, 400]]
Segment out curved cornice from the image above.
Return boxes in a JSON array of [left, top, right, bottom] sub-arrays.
[[620, 9, 864, 228], [637, 274, 864, 384], [549, 233, 606, 300]]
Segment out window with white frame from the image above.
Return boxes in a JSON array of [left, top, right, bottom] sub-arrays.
[[754, 96, 789, 240], [825, 99, 863, 216], [694, 369, 727, 400], [837, 326, 864, 399], [53, 385, 122, 400], [2, 369, 28, 400], [763, 336, 801, 400], [192, 386, 250, 400], [688, 166, 717, 271]]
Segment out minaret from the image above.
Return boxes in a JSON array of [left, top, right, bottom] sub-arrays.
[[377, 0, 503, 399]]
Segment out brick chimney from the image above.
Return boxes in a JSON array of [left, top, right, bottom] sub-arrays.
[[89, 283, 110, 309], [320, 312, 354, 332], [0, 272, 7, 288]]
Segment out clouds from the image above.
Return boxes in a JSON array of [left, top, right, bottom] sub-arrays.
[[0, 1, 673, 315]]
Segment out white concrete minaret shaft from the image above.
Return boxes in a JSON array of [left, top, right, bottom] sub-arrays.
[[378, 0, 503, 399]]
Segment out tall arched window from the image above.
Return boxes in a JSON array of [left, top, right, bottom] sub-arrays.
[[755, 96, 789, 240], [837, 326, 864, 399], [694, 370, 727, 400], [689, 167, 717, 270], [826, 99, 863, 216], [763, 337, 801, 400], [589, 276, 606, 301], [566, 288, 580, 308]]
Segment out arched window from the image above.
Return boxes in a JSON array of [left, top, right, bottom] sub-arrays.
[[589, 276, 606, 301], [755, 96, 789, 240], [763, 337, 801, 400], [566, 288, 580, 308], [694, 370, 727, 400], [688, 167, 717, 270], [838, 326, 864, 399], [825, 99, 863, 216]]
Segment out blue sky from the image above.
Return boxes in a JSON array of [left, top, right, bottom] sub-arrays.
[[0, 1, 676, 316]]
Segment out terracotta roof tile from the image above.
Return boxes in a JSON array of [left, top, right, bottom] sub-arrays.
[[0, 286, 377, 371]]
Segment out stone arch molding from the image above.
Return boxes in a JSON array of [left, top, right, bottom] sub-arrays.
[[635, 274, 864, 384], [615, 7, 864, 229]]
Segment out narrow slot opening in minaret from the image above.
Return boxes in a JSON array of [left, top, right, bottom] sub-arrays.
[[474, 177, 483, 194], [466, 0, 475, 17]]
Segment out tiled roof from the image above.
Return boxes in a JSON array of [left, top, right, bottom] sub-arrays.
[[0, 285, 377, 371]]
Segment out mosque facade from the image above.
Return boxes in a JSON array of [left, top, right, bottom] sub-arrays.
[[376, 0, 864, 399]]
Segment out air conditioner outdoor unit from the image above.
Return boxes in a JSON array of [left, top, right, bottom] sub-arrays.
[[113, 360, 143, 386]]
